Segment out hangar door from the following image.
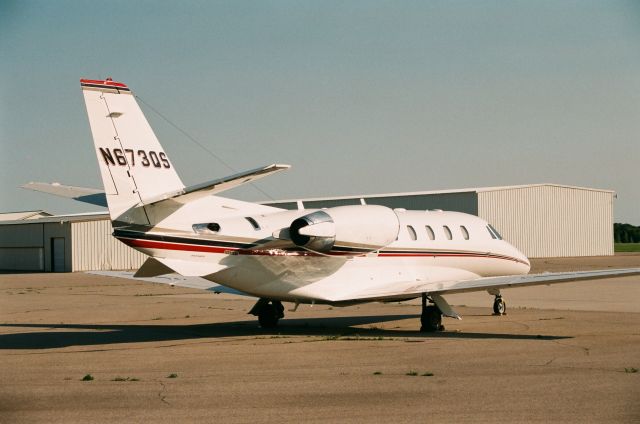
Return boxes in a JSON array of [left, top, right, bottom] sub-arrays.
[[0, 223, 45, 271], [51, 238, 65, 272], [0, 247, 44, 271]]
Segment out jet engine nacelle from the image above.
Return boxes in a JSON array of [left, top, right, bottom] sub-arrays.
[[289, 205, 400, 254]]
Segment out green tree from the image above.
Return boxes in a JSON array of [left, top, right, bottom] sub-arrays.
[[614, 223, 640, 243]]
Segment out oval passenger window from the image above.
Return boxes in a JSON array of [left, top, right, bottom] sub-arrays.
[[443, 225, 452, 240]]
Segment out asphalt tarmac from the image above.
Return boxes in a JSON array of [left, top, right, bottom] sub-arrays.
[[1, 255, 639, 423]]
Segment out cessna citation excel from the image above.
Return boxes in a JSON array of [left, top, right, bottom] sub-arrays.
[[25, 78, 640, 331]]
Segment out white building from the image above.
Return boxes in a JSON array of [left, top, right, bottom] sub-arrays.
[[0, 212, 146, 272], [263, 184, 615, 258], [0, 184, 615, 272]]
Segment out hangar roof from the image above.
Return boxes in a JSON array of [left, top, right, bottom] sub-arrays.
[[0, 183, 615, 225], [0, 211, 108, 226], [0, 210, 53, 222], [261, 183, 615, 204]]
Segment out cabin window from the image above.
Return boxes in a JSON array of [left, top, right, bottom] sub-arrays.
[[206, 223, 220, 232], [245, 217, 261, 230], [425, 225, 435, 240], [407, 225, 417, 241], [460, 225, 469, 240], [487, 224, 502, 240], [443, 225, 453, 240]]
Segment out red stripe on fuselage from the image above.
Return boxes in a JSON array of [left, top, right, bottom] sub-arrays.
[[122, 238, 230, 254], [379, 251, 526, 265], [120, 237, 339, 257], [118, 237, 527, 264]]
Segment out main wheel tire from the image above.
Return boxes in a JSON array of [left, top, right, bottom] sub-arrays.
[[258, 304, 279, 328], [493, 298, 506, 315], [420, 305, 442, 332], [274, 300, 285, 319]]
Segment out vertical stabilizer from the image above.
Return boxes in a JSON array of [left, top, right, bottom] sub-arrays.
[[80, 78, 185, 225]]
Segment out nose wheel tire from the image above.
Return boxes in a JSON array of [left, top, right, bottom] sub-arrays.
[[493, 297, 506, 315]]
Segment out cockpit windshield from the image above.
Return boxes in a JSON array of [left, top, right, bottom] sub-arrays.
[[487, 224, 502, 240]]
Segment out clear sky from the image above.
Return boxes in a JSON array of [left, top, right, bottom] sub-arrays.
[[1, 1, 639, 223]]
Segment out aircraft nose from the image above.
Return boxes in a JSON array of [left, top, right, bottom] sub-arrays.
[[513, 245, 531, 273]]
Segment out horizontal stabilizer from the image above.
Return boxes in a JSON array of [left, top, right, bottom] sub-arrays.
[[144, 164, 291, 206], [133, 257, 174, 278], [152, 257, 228, 277], [22, 182, 107, 207], [22, 164, 289, 211]]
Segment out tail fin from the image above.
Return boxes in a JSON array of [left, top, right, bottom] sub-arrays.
[[80, 78, 185, 225]]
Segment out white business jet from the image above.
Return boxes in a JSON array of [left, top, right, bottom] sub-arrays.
[[23, 78, 640, 331]]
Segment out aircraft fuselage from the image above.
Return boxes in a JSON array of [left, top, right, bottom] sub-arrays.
[[115, 208, 530, 304]]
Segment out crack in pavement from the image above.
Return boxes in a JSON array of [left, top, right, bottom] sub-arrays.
[[157, 381, 170, 406], [550, 339, 590, 356]]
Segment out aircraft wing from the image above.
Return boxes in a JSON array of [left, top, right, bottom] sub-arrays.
[[333, 268, 640, 303], [21, 182, 107, 207], [88, 270, 252, 296], [144, 164, 291, 205]]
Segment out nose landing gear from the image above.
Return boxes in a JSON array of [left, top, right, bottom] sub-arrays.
[[487, 288, 506, 316], [492, 295, 506, 315]]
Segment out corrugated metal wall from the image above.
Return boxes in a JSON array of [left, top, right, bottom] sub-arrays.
[[478, 186, 614, 258], [0, 185, 615, 271], [71, 220, 147, 271]]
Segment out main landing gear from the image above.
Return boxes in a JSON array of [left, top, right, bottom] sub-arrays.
[[249, 298, 285, 328], [420, 293, 445, 332], [493, 295, 506, 315]]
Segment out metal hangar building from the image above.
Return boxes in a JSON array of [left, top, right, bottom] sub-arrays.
[[0, 184, 615, 272], [0, 212, 146, 272], [263, 184, 615, 259]]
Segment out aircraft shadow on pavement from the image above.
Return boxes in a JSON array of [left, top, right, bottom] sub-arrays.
[[0, 314, 571, 350]]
